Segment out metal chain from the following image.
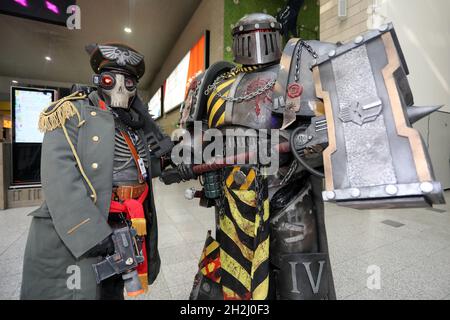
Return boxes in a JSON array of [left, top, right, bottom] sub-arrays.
[[205, 40, 318, 101], [301, 40, 319, 59], [293, 40, 318, 83], [204, 67, 276, 103], [218, 79, 276, 103], [294, 43, 303, 83], [281, 40, 317, 185], [204, 67, 240, 96]]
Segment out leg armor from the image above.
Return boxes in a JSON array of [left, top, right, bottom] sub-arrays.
[[270, 173, 336, 300]]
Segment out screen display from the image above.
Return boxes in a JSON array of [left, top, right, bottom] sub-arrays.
[[13, 143, 42, 185], [0, 0, 76, 26], [163, 33, 208, 113], [12, 87, 55, 143], [148, 87, 162, 119], [164, 53, 191, 112]]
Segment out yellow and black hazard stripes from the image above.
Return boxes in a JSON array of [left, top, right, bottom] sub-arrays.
[[207, 78, 235, 128], [198, 231, 221, 283], [206, 64, 264, 129], [218, 166, 271, 300], [225, 166, 257, 191], [251, 197, 270, 300]]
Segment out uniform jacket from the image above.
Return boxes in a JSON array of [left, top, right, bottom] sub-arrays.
[[21, 91, 161, 300]]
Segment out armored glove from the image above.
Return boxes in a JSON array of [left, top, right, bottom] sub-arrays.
[[85, 235, 115, 258], [159, 164, 196, 185]]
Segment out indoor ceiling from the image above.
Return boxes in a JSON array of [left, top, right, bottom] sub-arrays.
[[0, 0, 201, 94]]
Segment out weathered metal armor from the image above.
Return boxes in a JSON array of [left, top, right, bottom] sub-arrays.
[[179, 29, 336, 301], [209, 64, 279, 130], [232, 13, 283, 66], [168, 17, 444, 301]]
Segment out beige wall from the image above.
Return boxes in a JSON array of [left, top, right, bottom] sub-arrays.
[[320, 0, 450, 186], [379, 0, 449, 113], [380, 0, 450, 187], [320, 0, 449, 112], [320, 0, 370, 43], [149, 0, 225, 135]]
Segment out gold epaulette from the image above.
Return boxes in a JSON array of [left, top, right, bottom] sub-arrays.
[[38, 90, 97, 204], [38, 91, 87, 132]]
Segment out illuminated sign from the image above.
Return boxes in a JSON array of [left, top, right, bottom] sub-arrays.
[[163, 33, 209, 113], [0, 0, 76, 26], [148, 88, 162, 120], [12, 87, 55, 143], [3, 119, 12, 129]]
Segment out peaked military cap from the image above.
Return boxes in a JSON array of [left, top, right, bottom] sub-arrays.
[[86, 43, 145, 79]]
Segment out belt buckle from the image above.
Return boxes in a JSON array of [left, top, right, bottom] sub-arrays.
[[113, 183, 145, 202]]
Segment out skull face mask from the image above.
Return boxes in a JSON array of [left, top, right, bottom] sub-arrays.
[[96, 71, 137, 109]]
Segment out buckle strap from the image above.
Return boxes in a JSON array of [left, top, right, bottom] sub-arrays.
[[120, 130, 145, 183]]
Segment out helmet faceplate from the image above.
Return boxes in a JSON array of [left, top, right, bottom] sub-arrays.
[[232, 13, 283, 66]]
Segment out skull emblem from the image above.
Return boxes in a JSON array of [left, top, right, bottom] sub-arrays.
[[98, 72, 137, 109]]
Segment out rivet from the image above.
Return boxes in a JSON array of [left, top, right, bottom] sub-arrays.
[[91, 111, 97, 116], [378, 24, 389, 32], [91, 163, 98, 170], [270, 22, 275, 28], [351, 188, 361, 198], [239, 25, 244, 31], [328, 50, 336, 57], [255, 23, 260, 28], [354, 35, 364, 44], [385, 185, 398, 195], [326, 191, 336, 200], [420, 182, 434, 194], [92, 136, 99, 142]]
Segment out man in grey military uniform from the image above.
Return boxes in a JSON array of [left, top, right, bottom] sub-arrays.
[[20, 43, 172, 300]]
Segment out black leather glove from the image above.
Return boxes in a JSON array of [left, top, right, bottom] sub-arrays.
[[160, 164, 195, 185], [85, 235, 115, 257]]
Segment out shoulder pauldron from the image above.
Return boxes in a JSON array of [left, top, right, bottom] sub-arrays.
[[180, 61, 234, 128], [272, 39, 337, 119]]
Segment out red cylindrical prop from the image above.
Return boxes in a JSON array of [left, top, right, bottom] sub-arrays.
[[192, 141, 291, 175]]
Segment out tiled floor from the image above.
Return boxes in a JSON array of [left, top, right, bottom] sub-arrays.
[[1, 180, 449, 300]]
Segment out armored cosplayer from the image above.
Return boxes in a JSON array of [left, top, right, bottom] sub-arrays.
[[21, 44, 172, 300], [161, 13, 445, 300]]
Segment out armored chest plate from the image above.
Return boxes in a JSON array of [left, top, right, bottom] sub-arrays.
[[209, 65, 279, 130]]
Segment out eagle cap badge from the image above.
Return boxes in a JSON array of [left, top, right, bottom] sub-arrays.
[[98, 45, 144, 66]]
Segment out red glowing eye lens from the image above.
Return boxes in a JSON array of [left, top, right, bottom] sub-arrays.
[[101, 75, 113, 86], [125, 78, 135, 88]]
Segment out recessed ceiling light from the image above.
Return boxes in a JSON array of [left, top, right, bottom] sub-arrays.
[[124, 27, 132, 33], [45, 56, 52, 61], [11, 80, 18, 84]]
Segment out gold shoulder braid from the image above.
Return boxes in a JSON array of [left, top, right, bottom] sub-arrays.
[[38, 91, 87, 132], [38, 91, 98, 204]]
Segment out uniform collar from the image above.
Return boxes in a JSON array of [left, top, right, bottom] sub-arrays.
[[88, 90, 108, 110]]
